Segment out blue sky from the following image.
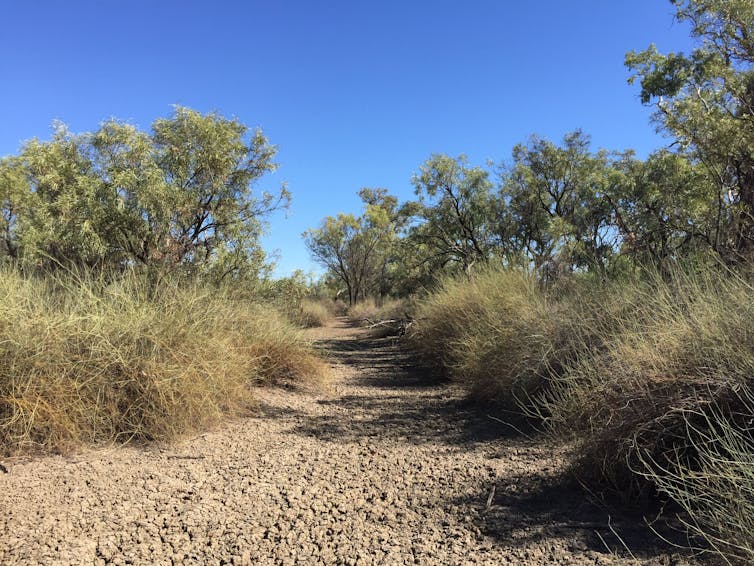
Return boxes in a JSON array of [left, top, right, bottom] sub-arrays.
[[1, 1, 693, 276]]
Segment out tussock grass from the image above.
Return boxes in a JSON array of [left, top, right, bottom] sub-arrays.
[[295, 299, 334, 328], [411, 265, 754, 562], [348, 298, 407, 325], [539, 268, 754, 488], [539, 267, 754, 562], [0, 268, 329, 455], [637, 385, 754, 564], [410, 268, 553, 404]]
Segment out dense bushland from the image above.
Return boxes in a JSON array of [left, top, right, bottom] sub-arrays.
[[410, 265, 754, 563], [0, 268, 328, 455]]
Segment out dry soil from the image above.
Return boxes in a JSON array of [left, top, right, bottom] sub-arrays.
[[0, 318, 698, 565]]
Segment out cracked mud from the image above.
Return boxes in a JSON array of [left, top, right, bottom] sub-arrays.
[[0, 319, 696, 565]]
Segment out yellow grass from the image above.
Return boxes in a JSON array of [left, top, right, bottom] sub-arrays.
[[0, 268, 329, 454]]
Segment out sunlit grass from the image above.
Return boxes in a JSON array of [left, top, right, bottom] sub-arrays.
[[0, 268, 329, 454]]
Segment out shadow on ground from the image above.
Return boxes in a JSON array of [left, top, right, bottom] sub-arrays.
[[291, 321, 700, 563], [298, 332, 532, 447], [444, 470, 697, 562]]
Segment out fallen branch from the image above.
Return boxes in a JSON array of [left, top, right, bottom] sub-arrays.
[[362, 318, 414, 335]]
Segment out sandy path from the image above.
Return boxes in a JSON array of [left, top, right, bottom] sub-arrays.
[[0, 318, 694, 565]]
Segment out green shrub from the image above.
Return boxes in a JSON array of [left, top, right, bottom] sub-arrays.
[[0, 268, 329, 454]]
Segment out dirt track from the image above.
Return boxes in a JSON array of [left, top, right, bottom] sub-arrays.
[[0, 318, 695, 565]]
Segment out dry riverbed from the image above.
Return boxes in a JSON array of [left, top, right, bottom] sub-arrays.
[[0, 319, 697, 565]]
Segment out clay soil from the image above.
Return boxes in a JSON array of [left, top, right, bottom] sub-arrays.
[[0, 318, 698, 565]]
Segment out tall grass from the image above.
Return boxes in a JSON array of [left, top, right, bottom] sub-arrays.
[[410, 268, 554, 404], [411, 265, 754, 562], [637, 386, 754, 564], [296, 298, 335, 328], [347, 297, 407, 325], [0, 268, 328, 454]]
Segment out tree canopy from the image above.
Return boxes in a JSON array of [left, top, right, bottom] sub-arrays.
[[0, 107, 287, 280], [304, 1, 754, 297]]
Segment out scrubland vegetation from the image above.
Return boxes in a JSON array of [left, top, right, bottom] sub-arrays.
[[0, 107, 329, 455], [2, 0, 753, 562], [0, 268, 327, 455], [410, 264, 754, 562], [303, 2, 754, 561]]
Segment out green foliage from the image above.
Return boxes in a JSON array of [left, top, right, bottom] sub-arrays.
[[609, 150, 715, 266], [404, 154, 495, 277], [501, 131, 626, 276], [303, 188, 406, 304], [1, 108, 287, 280], [626, 0, 754, 259]]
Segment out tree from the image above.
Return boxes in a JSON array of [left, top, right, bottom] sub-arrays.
[[404, 154, 495, 275], [0, 107, 287, 279], [303, 189, 403, 305], [0, 158, 25, 260], [13, 124, 111, 268], [150, 107, 287, 275], [608, 150, 715, 266], [626, 0, 754, 259], [501, 131, 623, 276]]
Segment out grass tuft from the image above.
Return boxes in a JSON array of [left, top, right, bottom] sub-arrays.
[[410, 268, 553, 404], [296, 299, 335, 328], [410, 264, 754, 563], [0, 268, 329, 455]]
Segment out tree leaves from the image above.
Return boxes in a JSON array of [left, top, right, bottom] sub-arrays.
[[0, 107, 286, 280]]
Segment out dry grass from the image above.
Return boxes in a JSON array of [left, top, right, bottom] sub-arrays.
[[410, 265, 754, 563], [348, 298, 406, 324], [410, 268, 553, 404], [537, 267, 754, 563], [637, 385, 754, 564], [296, 299, 335, 328], [0, 268, 329, 455]]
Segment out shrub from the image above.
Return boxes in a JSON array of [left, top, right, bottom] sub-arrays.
[[0, 268, 329, 454]]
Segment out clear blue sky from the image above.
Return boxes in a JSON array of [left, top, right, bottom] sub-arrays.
[[1, 1, 692, 276]]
